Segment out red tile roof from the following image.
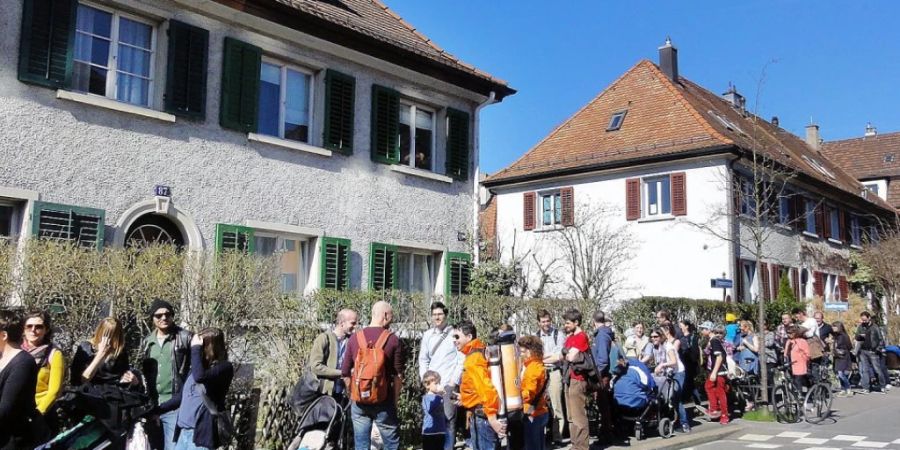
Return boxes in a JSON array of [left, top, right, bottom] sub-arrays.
[[821, 132, 900, 208], [484, 60, 893, 213]]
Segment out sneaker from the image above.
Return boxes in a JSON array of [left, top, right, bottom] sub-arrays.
[[885, 384, 892, 392], [707, 410, 722, 419], [681, 424, 691, 433], [855, 389, 870, 395], [720, 416, 730, 425]]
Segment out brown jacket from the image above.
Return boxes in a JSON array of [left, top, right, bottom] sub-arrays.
[[308, 330, 340, 395]]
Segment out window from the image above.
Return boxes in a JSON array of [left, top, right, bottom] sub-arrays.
[[0, 203, 17, 241], [255, 233, 311, 295], [801, 155, 835, 180], [258, 60, 313, 143], [824, 274, 839, 302], [540, 192, 562, 227], [397, 251, 436, 297], [804, 199, 817, 234], [741, 260, 757, 303], [864, 183, 880, 196], [399, 102, 434, 170], [606, 110, 626, 131], [644, 176, 671, 216], [32, 201, 106, 249], [73, 4, 155, 107], [850, 215, 861, 246], [828, 207, 840, 241], [778, 194, 791, 224], [739, 178, 756, 216], [800, 269, 810, 299]]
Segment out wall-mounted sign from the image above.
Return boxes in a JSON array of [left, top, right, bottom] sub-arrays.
[[710, 278, 733, 289], [154, 185, 172, 198]]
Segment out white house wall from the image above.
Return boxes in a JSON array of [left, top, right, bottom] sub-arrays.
[[0, 0, 479, 291], [492, 158, 733, 304]]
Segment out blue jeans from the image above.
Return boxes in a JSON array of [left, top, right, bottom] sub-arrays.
[[468, 415, 498, 450], [859, 350, 890, 390], [159, 410, 178, 450], [673, 371, 690, 427], [523, 413, 549, 450], [350, 402, 400, 450], [174, 429, 209, 450], [836, 370, 851, 391]]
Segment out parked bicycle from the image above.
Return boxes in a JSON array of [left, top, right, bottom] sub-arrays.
[[772, 364, 832, 424]]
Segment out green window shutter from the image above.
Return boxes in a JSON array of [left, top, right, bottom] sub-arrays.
[[215, 224, 255, 254], [164, 20, 209, 118], [323, 69, 356, 154], [445, 252, 471, 297], [220, 37, 261, 133], [445, 108, 471, 181], [370, 84, 400, 164], [369, 242, 398, 291], [18, 0, 77, 89], [30, 201, 105, 250], [320, 237, 351, 291]]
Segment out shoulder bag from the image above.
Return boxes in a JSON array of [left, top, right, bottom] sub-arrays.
[[197, 384, 235, 444]]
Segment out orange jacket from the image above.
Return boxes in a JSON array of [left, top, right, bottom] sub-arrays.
[[459, 339, 500, 418], [520, 357, 549, 417]]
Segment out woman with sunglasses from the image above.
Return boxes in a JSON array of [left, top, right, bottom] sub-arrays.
[[22, 309, 65, 415]]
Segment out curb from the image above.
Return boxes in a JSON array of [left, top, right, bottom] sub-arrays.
[[604, 423, 747, 450]]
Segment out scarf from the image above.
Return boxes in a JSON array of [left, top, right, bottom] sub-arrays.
[[24, 342, 53, 367]]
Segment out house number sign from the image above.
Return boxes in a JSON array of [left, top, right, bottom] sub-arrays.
[[154, 185, 172, 197]]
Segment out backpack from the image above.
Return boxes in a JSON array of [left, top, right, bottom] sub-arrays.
[[565, 350, 603, 392], [349, 330, 392, 405]]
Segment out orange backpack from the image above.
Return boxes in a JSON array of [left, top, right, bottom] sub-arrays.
[[350, 329, 392, 404]]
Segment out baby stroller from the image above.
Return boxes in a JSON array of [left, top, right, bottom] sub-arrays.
[[886, 346, 900, 387], [287, 394, 345, 450], [614, 359, 678, 440]]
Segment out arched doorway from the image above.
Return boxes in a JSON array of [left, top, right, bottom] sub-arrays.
[[124, 213, 185, 249]]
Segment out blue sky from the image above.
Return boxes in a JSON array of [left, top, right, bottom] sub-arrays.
[[387, 1, 900, 174]]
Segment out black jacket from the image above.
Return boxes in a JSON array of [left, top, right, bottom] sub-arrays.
[[173, 346, 234, 449], [856, 322, 885, 352], [142, 327, 192, 412], [0, 351, 38, 450]]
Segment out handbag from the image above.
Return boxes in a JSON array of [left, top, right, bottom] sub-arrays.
[[807, 336, 825, 360], [197, 384, 236, 444]]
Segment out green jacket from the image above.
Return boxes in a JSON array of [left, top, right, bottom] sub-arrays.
[[308, 330, 341, 395]]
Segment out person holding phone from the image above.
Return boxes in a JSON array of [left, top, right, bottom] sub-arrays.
[[71, 317, 140, 387]]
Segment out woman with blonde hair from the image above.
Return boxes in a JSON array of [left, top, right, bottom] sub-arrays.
[[22, 309, 65, 414], [70, 317, 140, 387]]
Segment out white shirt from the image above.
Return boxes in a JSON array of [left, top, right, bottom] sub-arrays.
[[418, 325, 462, 385], [800, 317, 818, 339], [538, 327, 566, 367], [664, 341, 685, 373]]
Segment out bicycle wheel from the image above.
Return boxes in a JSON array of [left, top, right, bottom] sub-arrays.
[[804, 383, 833, 424], [773, 385, 799, 423]]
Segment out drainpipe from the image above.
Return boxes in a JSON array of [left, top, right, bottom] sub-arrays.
[[726, 155, 741, 300], [472, 91, 497, 265]]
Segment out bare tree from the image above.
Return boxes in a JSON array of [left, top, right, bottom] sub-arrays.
[[857, 227, 900, 341], [545, 201, 634, 305]]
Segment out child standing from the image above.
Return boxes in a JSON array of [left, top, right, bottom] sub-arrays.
[[785, 325, 810, 394], [422, 370, 448, 450]]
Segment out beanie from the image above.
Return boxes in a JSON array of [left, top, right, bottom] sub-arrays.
[[148, 299, 175, 318]]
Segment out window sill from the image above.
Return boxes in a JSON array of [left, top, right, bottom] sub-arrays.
[[773, 223, 792, 231], [638, 215, 675, 223], [533, 225, 564, 233], [247, 133, 332, 157], [801, 231, 819, 239], [827, 238, 843, 246], [56, 90, 176, 123], [390, 165, 453, 184]]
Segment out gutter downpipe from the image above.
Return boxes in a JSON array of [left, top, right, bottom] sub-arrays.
[[473, 91, 497, 265], [726, 154, 741, 301]]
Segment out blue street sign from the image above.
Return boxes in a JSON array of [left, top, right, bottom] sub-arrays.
[[824, 302, 849, 311], [710, 278, 734, 289]]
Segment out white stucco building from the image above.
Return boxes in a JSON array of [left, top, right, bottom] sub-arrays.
[[482, 41, 895, 305], [0, 0, 514, 296]]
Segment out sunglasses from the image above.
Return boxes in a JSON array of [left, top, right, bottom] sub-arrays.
[[154, 312, 173, 319], [650, 335, 660, 338], [26, 324, 46, 330], [453, 334, 462, 340]]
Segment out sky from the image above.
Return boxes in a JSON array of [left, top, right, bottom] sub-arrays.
[[386, 1, 900, 175]]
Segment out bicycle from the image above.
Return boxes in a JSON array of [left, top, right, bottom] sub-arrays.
[[772, 364, 833, 424]]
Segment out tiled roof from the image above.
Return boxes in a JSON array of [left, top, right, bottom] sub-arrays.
[[268, 0, 512, 97], [821, 132, 900, 180], [485, 59, 893, 212]]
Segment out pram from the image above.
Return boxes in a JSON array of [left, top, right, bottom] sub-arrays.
[[614, 359, 678, 440], [886, 346, 900, 387], [287, 394, 346, 450]]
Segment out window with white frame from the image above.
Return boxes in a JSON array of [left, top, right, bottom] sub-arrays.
[[850, 215, 861, 246], [644, 176, 671, 216], [825, 273, 839, 302], [800, 269, 810, 299], [254, 233, 312, 294], [258, 60, 313, 143], [399, 102, 434, 171], [804, 199, 817, 234], [863, 183, 879, 196], [73, 4, 155, 107], [0, 203, 17, 241], [540, 191, 562, 227], [396, 251, 436, 297], [828, 207, 840, 241], [740, 178, 756, 216], [742, 260, 757, 303], [778, 194, 791, 224]]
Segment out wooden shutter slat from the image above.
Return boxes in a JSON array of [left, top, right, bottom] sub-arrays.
[[760, 262, 770, 301], [793, 196, 806, 231], [215, 224, 255, 253], [560, 186, 575, 227], [370, 84, 400, 164], [791, 267, 800, 299], [31, 201, 105, 249], [771, 264, 781, 300], [220, 37, 261, 133], [165, 20, 209, 118], [18, 0, 77, 88], [626, 178, 641, 220], [321, 237, 351, 291], [671, 172, 687, 216], [814, 203, 825, 237], [838, 275, 849, 301], [323, 69, 356, 153], [813, 271, 825, 297], [446, 252, 471, 297], [523, 192, 536, 231], [822, 205, 831, 238], [838, 209, 847, 243], [445, 108, 471, 181], [369, 243, 397, 291]]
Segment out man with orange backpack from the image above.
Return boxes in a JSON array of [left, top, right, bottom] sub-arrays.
[[342, 301, 404, 450]]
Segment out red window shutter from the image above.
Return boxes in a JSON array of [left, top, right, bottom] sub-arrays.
[[771, 264, 781, 299], [793, 197, 806, 231], [523, 192, 536, 231], [822, 205, 831, 238], [839, 209, 847, 242], [671, 172, 687, 216], [815, 204, 825, 236], [734, 258, 744, 303], [813, 271, 825, 297], [760, 262, 771, 301], [838, 275, 849, 301], [791, 267, 800, 299], [626, 178, 641, 221], [560, 187, 575, 227]]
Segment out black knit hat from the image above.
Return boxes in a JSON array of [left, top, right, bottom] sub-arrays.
[[148, 299, 175, 318]]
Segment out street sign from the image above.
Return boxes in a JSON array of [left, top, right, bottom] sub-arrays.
[[154, 185, 172, 197], [710, 278, 733, 289], [824, 302, 849, 311]]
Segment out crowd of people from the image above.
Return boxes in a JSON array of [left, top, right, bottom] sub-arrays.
[[1, 298, 895, 450]]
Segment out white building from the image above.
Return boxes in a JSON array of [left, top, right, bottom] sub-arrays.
[[482, 41, 895, 305], [0, 0, 514, 296]]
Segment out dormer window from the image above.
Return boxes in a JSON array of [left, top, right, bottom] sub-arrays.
[[801, 155, 836, 180], [606, 110, 627, 131]]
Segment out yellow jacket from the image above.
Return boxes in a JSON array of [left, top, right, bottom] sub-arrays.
[[35, 349, 65, 413]]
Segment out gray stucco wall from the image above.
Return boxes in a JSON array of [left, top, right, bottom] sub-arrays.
[[0, 0, 481, 290]]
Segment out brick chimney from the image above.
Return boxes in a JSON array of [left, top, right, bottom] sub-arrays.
[[805, 123, 820, 150], [658, 37, 679, 83]]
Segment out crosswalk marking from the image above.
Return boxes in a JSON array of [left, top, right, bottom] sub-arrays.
[[801, 448, 840, 450], [795, 438, 830, 445], [739, 434, 775, 442], [747, 444, 782, 449], [777, 431, 811, 438], [892, 439, 900, 444], [852, 442, 889, 449], [833, 435, 868, 441]]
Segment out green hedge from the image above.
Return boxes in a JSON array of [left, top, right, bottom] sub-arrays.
[[610, 296, 803, 333]]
